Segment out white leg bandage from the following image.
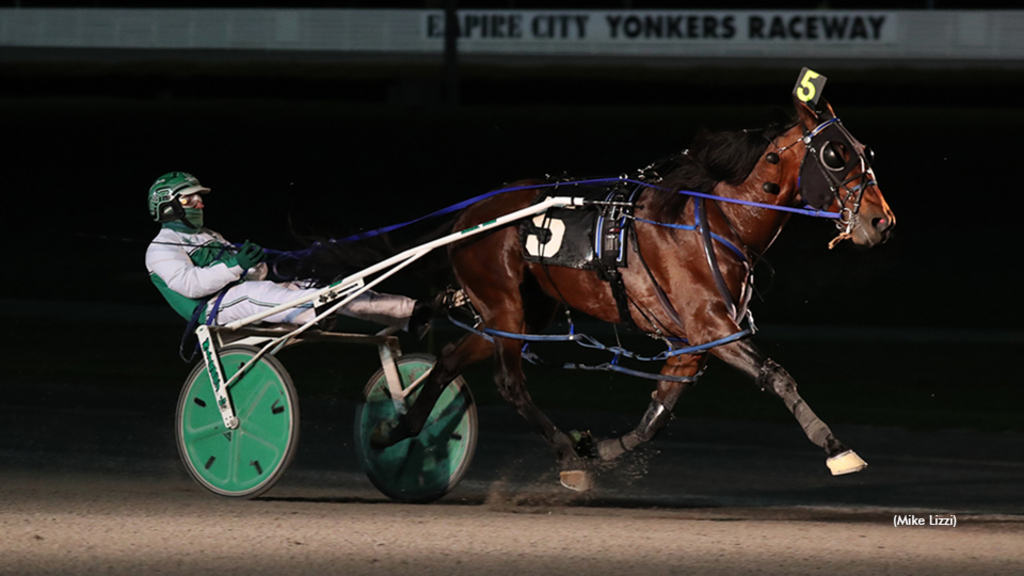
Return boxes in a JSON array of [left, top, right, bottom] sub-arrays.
[[332, 289, 416, 330], [209, 282, 415, 328]]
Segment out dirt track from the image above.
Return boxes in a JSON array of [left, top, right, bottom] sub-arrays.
[[2, 471, 1022, 576], [2, 380, 1023, 575]]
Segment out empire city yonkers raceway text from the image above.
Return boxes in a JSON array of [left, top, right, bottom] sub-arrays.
[[426, 11, 892, 42]]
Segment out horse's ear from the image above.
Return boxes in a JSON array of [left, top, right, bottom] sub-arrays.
[[819, 98, 837, 121], [793, 92, 819, 131]]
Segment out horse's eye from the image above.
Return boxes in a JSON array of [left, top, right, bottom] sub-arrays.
[[820, 142, 847, 171], [863, 146, 875, 165]]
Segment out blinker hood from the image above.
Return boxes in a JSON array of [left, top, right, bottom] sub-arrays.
[[798, 120, 865, 211]]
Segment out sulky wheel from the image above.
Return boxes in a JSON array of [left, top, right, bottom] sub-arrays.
[[176, 345, 299, 498], [354, 353, 477, 504]]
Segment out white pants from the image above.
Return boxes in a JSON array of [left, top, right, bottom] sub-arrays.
[[208, 281, 415, 329]]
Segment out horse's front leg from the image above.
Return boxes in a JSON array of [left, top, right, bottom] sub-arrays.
[[590, 353, 705, 462], [712, 337, 867, 475]]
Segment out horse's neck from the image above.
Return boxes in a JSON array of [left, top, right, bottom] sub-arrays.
[[713, 130, 805, 255]]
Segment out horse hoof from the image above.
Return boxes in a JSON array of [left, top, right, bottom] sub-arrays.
[[559, 470, 593, 492], [827, 450, 868, 476]]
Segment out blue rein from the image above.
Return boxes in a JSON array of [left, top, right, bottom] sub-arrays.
[[267, 175, 835, 382], [633, 216, 748, 262], [333, 176, 842, 244], [262, 176, 840, 262]]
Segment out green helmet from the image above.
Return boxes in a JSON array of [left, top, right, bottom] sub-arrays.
[[148, 171, 210, 223]]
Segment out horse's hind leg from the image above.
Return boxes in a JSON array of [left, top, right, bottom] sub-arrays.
[[713, 338, 867, 475], [491, 333, 592, 489], [592, 353, 705, 462], [370, 332, 492, 449]]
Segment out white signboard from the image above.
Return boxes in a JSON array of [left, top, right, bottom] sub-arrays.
[[424, 11, 897, 44], [1, 9, 1018, 61]]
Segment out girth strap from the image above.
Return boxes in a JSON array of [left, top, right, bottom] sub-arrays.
[[597, 267, 633, 328], [595, 184, 643, 331]]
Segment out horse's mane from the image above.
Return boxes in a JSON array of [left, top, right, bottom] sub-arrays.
[[653, 113, 798, 219]]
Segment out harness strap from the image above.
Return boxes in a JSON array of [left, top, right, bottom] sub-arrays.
[[696, 198, 739, 321], [449, 310, 751, 362], [519, 344, 699, 383], [593, 185, 641, 330], [179, 294, 213, 363], [631, 217, 747, 262], [628, 223, 686, 331], [598, 267, 635, 329], [177, 284, 234, 363], [205, 287, 231, 326], [558, 361, 700, 383]]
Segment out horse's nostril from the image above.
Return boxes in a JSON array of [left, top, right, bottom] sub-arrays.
[[872, 217, 888, 230]]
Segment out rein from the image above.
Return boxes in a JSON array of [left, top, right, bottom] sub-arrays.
[[262, 153, 850, 382], [323, 176, 842, 247]]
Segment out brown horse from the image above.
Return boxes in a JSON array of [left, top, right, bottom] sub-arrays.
[[371, 88, 895, 490]]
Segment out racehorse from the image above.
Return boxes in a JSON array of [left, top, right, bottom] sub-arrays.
[[370, 73, 896, 490]]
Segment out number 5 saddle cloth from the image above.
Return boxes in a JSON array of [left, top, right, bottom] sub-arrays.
[[518, 182, 641, 272]]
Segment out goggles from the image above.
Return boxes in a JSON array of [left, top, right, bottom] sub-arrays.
[[178, 193, 204, 209]]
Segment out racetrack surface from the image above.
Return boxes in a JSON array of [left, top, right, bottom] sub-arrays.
[[3, 471, 1022, 576], [2, 381, 1022, 575]]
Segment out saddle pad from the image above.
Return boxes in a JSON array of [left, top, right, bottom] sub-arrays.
[[519, 184, 635, 271]]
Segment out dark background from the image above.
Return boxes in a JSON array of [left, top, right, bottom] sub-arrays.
[[7, 64, 1024, 326], [2, 4, 1023, 437]]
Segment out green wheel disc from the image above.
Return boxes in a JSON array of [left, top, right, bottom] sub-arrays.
[[355, 353, 477, 503], [176, 345, 299, 498]]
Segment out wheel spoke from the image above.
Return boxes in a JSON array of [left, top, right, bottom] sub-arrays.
[[183, 420, 225, 441], [240, 417, 286, 448], [235, 376, 274, 420], [228, 421, 243, 486]]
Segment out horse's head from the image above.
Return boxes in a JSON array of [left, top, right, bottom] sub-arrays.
[[793, 94, 896, 249]]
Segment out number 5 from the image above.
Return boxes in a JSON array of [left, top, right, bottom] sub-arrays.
[[797, 69, 820, 103], [524, 214, 565, 258]]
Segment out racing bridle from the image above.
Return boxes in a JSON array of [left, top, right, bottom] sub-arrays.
[[797, 117, 877, 243]]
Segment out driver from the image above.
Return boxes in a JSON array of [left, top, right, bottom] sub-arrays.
[[145, 171, 434, 335]]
